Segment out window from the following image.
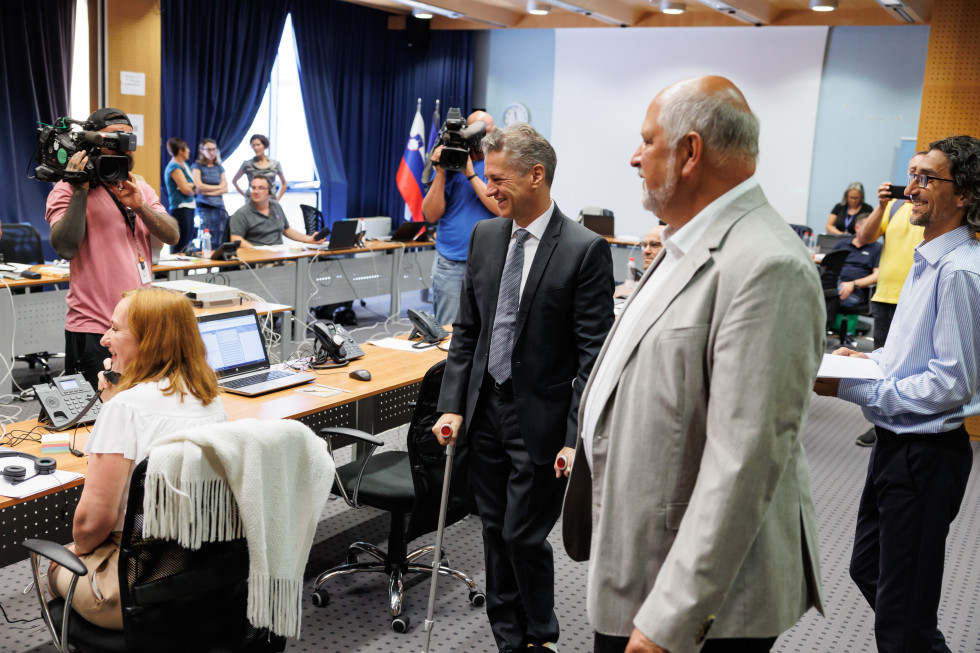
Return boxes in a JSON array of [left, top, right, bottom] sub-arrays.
[[222, 14, 318, 232], [70, 0, 89, 119]]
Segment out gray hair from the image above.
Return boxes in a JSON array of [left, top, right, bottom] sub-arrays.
[[842, 181, 865, 204], [658, 85, 759, 168], [481, 123, 557, 187]]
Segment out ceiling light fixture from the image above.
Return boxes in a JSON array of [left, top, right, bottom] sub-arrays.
[[527, 0, 551, 15], [390, 0, 464, 20], [660, 1, 686, 14], [411, 8, 434, 19], [809, 0, 838, 11]]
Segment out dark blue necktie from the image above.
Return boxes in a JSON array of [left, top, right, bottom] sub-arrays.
[[488, 228, 530, 384]]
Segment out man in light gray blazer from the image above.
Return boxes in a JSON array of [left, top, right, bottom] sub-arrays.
[[562, 76, 825, 653]]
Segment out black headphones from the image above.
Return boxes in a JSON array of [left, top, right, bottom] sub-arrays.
[[0, 452, 57, 484]]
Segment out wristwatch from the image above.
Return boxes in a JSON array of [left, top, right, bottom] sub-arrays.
[[467, 174, 477, 180]]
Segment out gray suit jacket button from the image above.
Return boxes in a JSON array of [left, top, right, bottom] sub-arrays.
[[695, 615, 715, 645]]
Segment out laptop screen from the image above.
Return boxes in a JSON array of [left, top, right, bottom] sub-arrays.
[[197, 310, 269, 377]]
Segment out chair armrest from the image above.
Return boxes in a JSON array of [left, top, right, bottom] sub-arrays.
[[22, 539, 87, 576], [318, 427, 383, 508], [22, 539, 86, 653], [318, 426, 384, 447]]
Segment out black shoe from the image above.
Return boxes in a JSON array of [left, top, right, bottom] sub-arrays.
[[855, 428, 876, 447]]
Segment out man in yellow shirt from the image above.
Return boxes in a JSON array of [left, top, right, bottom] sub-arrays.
[[852, 154, 926, 446]]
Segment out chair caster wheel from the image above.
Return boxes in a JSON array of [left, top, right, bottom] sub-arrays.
[[469, 590, 486, 607], [311, 589, 330, 607], [391, 616, 410, 633]]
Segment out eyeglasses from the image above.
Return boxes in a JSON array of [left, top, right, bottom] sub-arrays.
[[640, 241, 663, 249], [908, 172, 954, 188]]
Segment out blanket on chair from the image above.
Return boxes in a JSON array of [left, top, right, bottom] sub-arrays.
[[143, 418, 334, 639]]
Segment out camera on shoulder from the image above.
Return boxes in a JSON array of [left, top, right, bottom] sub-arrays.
[[32, 116, 137, 184], [435, 107, 488, 172]]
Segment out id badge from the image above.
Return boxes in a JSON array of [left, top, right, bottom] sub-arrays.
[[137, 256, 151, 284]]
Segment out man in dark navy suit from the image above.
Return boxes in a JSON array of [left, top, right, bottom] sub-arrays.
[[434, 123, 614, 652]]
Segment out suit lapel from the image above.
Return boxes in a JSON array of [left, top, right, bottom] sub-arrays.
[[485, 219, 515, 319], [581, 185, 769, 420], [514, 207, 562, 341]]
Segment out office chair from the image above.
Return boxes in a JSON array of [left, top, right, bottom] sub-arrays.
[[818, 249, 850, 299], [312, 360, 485, 633], [0, 222, 59, 382], [788, 224, 813, 241], [0, 223, 44, 266], [23, 459, 286, 653], [300, 204, 324, 236]]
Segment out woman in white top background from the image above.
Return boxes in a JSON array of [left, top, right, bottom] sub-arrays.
[[47, 287, 226, 629]]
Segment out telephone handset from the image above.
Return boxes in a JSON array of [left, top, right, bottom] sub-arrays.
[[34, 374, 103, 431], [311, 321, 365, 367], [407, 308, 448, 346]]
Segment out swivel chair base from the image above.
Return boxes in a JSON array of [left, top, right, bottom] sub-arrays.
[[311, 532, 485, 633]]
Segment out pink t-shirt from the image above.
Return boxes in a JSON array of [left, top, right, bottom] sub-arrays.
[[46, 181, 162, 333]]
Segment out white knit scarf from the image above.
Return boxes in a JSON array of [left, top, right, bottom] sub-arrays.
[[143, 418, 335, 639]]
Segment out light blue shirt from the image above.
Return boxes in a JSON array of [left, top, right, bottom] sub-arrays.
[[838, 225, 980, 433]]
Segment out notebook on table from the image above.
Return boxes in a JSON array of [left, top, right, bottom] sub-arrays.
[[197, 309, 314, 396]]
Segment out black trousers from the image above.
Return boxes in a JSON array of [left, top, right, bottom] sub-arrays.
[[469, 376, 566, 651], [849, 425, 972, 653], [870, 301, 897, 349], [171, 206, 196, 254], [594, 632, 777, 652], [64, 330, 110, 389]]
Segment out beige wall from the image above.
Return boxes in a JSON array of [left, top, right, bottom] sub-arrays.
[[102, 0, 162, 186]]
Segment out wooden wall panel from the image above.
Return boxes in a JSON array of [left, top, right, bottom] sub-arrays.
[[105, 0, 161, 188], [917, 0, 980, 150]]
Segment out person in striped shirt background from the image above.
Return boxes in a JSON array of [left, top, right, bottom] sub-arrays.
[[815, 134, 980, 653]]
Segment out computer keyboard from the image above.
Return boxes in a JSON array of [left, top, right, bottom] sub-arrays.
[[223, 370, 292, 389]]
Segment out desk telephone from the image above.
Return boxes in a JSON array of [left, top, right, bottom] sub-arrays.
[[312, 322, 365, 367], [34, 374, 103, 431], [407, 309, 448, 346]]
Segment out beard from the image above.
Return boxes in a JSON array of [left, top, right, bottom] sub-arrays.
[[641, 158, 677, 216], [908, 202, 933, 228]]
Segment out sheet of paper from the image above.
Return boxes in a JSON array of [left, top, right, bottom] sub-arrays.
[[0, 454, 83, 499], [817, 353, 884, 380], [368, 337, 436, 352], [120, 71, 145, 96]]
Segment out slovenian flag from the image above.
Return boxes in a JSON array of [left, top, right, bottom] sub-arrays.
[[396, 103, 426, 222]]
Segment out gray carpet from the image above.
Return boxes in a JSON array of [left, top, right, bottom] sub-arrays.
[[3, 322, 980, 651]]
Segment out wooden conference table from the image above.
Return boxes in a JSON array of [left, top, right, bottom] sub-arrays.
[[0, 335, 448, 566], [0, 240, 435, 396]]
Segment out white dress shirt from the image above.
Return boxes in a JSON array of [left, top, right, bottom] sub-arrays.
[[508, 200, 554, 299], [582, 177, 760, 466]]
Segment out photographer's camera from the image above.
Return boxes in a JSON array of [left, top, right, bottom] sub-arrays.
[[436, 107, 488, 172], [33, 117, 137, 185]]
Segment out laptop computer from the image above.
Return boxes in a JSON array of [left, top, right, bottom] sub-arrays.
[[390, 221, 432, 242], [326, 219, 362, 250], [197, 309, 315, 396], [581, 212, 615, 237]]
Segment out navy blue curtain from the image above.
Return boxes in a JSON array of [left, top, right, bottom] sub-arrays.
[[292, 0, 473, 226], [0, 0, 75, 260], [160, 0, 292, 208]]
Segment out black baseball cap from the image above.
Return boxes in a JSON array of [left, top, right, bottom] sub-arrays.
[[85, 108, 132, 131]]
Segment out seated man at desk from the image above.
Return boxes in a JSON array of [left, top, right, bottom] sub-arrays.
[[614, 224, 664, 298], [229, 176, 324, 247]]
